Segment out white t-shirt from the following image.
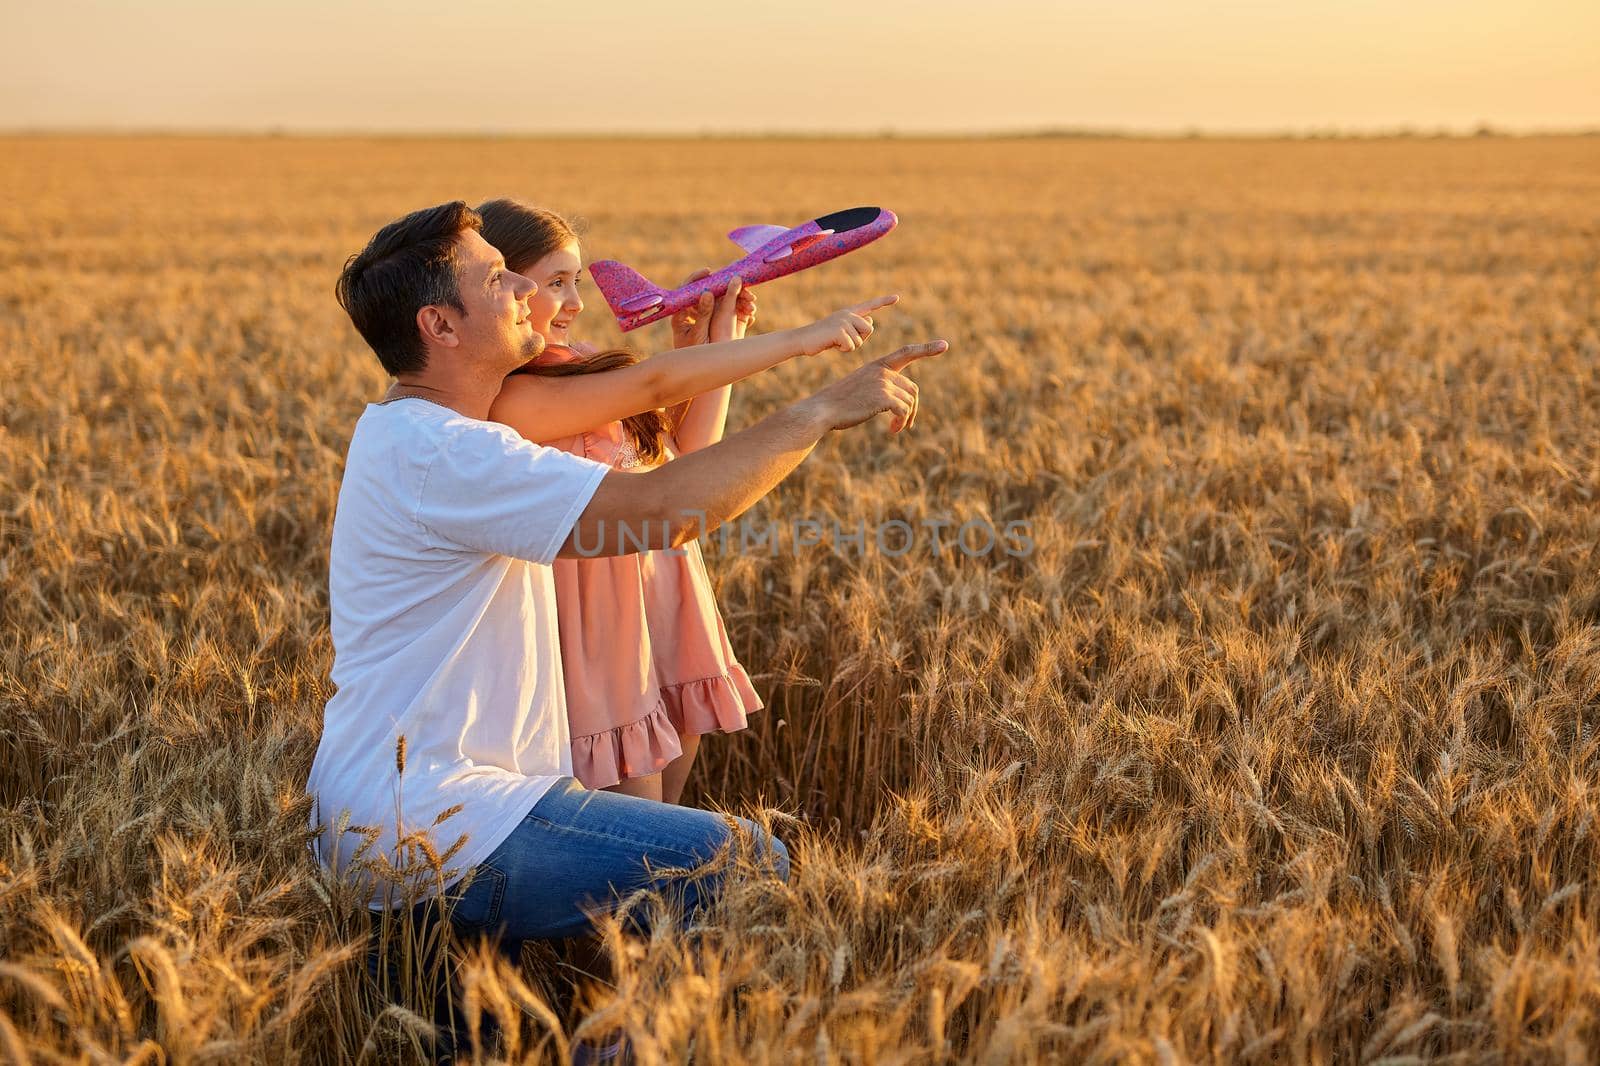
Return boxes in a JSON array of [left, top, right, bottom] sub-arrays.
[[306, 397, 609, 909]]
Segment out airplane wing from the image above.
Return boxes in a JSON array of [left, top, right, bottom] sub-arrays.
[[727, 225, 789, 254], [729, 224, 837, 262]]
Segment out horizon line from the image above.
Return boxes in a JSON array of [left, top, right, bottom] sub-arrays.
[[4, 122, 1599, 142]]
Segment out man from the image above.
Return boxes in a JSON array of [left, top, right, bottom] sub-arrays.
[[305, 201, 945, 1054]]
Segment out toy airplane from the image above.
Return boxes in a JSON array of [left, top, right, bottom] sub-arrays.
[[588, 206, 898, 332]]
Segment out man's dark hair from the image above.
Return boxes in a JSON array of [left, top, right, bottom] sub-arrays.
[[335, 201, 483, 376]]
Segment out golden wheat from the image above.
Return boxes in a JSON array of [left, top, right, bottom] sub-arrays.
[[2, 134, 1600, 1063]]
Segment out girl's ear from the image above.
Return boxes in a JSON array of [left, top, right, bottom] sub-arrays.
[[417, 305, 459, 348]]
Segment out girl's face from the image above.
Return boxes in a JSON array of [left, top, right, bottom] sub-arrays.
[[522, 240, 585, 346]]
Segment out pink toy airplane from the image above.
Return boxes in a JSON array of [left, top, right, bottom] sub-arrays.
[[588, 206, 898, 332]]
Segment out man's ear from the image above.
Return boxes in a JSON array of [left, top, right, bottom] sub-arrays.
[[417, 305, 459, 349]]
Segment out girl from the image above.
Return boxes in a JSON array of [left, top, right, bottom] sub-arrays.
[[478, 198, 887, 804]]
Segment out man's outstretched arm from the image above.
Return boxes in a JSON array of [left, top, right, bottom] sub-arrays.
[[559, 341, 948, 559]]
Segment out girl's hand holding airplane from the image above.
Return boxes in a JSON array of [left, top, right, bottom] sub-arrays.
[[670, 271, 758, 348]]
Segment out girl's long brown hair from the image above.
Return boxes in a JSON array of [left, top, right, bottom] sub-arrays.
[[476, 198, 671, 464]]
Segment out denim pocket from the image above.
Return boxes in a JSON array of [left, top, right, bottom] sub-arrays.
[[443, 864, 507, 930]]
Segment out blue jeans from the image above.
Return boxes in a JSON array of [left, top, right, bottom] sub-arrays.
[[366, 777, 789, 1055]]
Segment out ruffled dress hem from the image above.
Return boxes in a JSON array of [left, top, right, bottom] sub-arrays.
[[570, 667, 764, 789], [662, 665, 763, 737], [571, 700, 683, 790]]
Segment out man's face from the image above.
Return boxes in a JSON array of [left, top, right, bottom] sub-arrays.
[[443, 228, 543, 371]]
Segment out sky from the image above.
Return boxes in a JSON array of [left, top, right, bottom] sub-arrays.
[[3, 0, 1597, 134]]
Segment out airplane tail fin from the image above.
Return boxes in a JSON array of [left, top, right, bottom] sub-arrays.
[[587, 259, 668, 318]]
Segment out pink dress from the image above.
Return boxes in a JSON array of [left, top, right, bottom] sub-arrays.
[[516, 342, 763, 788]]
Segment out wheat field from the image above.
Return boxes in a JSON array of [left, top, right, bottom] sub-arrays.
[[2, 134, 1599, 1063]]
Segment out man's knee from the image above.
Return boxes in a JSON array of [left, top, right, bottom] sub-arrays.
[[767, 830, 792, 883], [732, 817, 790, 883]]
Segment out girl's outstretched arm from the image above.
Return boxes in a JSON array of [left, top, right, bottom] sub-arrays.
[[673, 276, 755, 454], [488, 292, 896, 443]]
